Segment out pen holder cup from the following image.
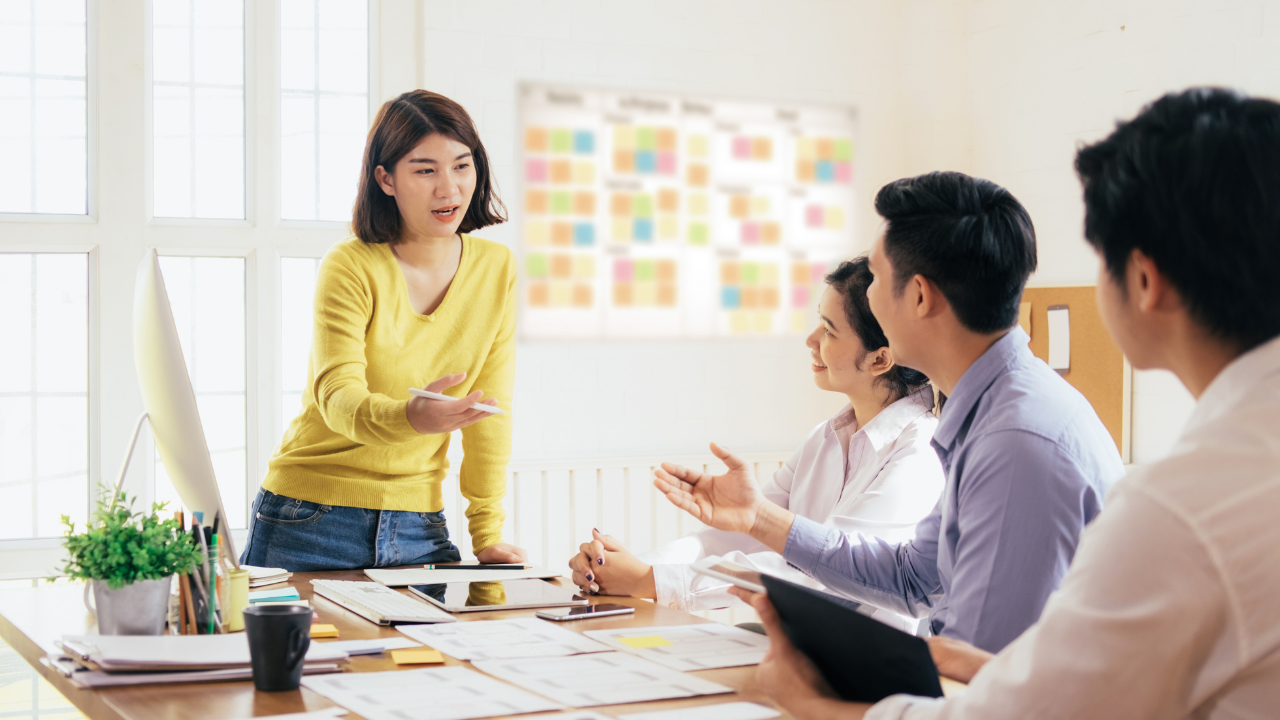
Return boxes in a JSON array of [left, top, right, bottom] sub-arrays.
[[226, 568, 249, 632], [243, 605, 311, 691]]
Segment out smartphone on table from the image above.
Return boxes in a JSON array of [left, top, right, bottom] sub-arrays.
[[535, 603, 635, 621]]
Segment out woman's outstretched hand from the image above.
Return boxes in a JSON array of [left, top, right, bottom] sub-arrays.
[[407, 372, 498, 434], [653, 442, 765, 534]]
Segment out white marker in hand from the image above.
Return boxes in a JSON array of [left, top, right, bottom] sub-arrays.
[[408, 387, 505, 414]]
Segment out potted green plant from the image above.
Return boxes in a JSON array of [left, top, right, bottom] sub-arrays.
[[61, 491, 204, 635]]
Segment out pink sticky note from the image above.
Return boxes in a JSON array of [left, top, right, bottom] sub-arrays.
[[657, 151, 676, 175], [741, 222, 760, 245], [732, 136, 751, 159], [614, 259, 633, 282], [836, 162, 852, 183], [806, 205, 824, 228], [792, 286, 810, 308], [811, 263, 827, 284], [526, 158, 547, 183]]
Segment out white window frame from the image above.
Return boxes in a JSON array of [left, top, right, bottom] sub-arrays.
[[0, 0, 395, 576]]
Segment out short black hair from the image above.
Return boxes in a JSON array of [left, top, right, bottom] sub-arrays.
[[874, 171, 1037, 333], [825, 255, 931, 401], [1076, 87, 1280, 352]]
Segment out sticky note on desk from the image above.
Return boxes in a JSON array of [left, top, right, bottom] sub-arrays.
[[310, 624, 339, 638], [618, 635, 673, 649], [391, 648, 444, 665], [249, 587, 300, 603]]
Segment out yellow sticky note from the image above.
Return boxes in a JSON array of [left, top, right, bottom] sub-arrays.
[[619, 635, 673, 649], [392, 648, 445, 665], [310, 624, 339, 639]]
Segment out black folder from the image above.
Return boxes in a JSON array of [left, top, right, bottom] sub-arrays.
[[761, 574, 944, 703]]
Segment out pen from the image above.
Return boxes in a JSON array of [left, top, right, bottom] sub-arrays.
[[423, 564, 531, 570]]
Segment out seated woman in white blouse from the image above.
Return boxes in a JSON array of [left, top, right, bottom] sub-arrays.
[[566, 256, 945, 629]]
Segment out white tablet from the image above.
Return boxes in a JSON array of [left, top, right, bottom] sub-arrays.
[[407, 578, 589, 613], [690, 555, 766, 594]]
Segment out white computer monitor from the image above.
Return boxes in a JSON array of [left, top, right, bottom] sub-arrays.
[[133, 249, 238, 561]]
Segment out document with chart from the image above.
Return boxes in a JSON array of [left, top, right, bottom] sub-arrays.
[[583, 623, 768, 671], [398, 618, 611, 660], [470, 652, 732, 707], [301, 667, 560, 720]]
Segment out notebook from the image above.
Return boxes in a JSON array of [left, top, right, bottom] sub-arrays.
[[760, 574, 944, 703]]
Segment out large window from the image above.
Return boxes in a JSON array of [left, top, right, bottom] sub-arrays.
[[0, 0, 87, 215], [155, 256, 248, 528], [150, 0, 246, 219], [279, 0, 369, 222], [0, 253, 88, 539], [279, 256, 321, 435]]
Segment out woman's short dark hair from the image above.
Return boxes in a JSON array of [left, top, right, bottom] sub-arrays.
[[352, 90, 507, 244], [874, 171, 1037, 334], [825, 255, 931, 402], [1076, 87, 1280, 352]]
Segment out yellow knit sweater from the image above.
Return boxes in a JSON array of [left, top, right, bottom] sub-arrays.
[[263, 234, 515, 553]]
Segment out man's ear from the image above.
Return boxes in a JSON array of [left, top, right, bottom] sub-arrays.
[[1129, 249, 1178, 314], [914, 274, 947, 319], [374, 165, 396, 197]]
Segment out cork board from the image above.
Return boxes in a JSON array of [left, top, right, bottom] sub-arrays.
[[1020, 286, 1131, 460]]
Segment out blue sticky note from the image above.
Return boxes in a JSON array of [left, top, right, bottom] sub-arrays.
[[633, 218, 653, 242], [721, 286, 741, 309], [816, 160, 835, 183], [573, 130, 594, 154], [635, 150, 656, 174], [248, 587, 300, 603], [574, 223, 595, 246]]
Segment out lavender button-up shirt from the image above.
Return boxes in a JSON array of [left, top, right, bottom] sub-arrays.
[[783, 328, 1124, 652]]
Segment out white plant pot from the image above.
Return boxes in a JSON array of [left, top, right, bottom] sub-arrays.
[[84, 576, 173, 635]]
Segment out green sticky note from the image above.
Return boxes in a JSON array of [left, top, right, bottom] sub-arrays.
[[636, 127, 656, 151], [632, 193, 653, 218], [619, 635, 673, 649], [634, 259, 655, 281], [526, 254, 548, 278], [742, 262, 759, 284], [688, 222, 708, 245], [550, 128, 572, 153], [550, 191, 572, 215], [833, 138, 853, 161]]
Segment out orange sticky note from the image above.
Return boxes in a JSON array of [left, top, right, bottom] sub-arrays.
[[391, 648, 445, 665], [619, 635, 673, 649], [310, 624, 339, 638]]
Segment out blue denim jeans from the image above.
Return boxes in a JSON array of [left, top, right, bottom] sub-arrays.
[[239, 489, 462, 571]]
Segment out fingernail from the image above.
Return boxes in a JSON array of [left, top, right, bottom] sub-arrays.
[[593, 527, 599, 533], [586, 573, 593, 581], [597, 557, 603, 565]]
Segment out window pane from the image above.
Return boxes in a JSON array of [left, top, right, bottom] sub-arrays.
[[0, 253, 89, 540], [280, 257, 320, 435], [156, 256, 247, 528], [0, 1, 87, 215], [280, 0, 367, 222], [151, 0, 245, 219]]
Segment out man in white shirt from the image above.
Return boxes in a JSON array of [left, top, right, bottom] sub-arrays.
[[731, 87, 1280, 719]]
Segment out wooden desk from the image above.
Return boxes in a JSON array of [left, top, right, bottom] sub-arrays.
[[0, 572, 787, 720]]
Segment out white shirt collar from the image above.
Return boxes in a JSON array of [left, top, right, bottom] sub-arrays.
[[826, 386, 935, 453], [1182, 333, 1280, 436]]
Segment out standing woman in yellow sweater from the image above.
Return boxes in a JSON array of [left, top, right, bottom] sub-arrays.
[[240, 90, 528, 570]]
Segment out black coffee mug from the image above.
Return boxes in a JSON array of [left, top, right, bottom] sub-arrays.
[[242, 605, 312, 692]]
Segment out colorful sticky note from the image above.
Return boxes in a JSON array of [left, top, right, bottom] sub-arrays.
[[688, 222, 709, 245], [550, 254, 572, 279], [614, 259, 633, 282], [742, 262, 760, 285], [796, 160, 815, 182], [732, 136, 751, 159], [550, 191, 572, 215], [551, 222, 573, 246], [761, 221, 781, 244], [741, 222, 760, 245], [573, 130, 594, 154], [750, 195, 769, 217], [526, 158, 547, 183], [792, 286, 810, 308], [573, 254, 595, 279], [613, 125, 635, 151], [613, 282, 634, 306], [526, 189, 548, 214], [550, 128, 572, 153], [526, 254, 548, 279], [687, 134, 708, 158], [549, 159, 572, 183], [614, 149, 635, 173], [657, 151, 676, 175], [729, 195, 750, 219], [633, 218, 653, 242], [571, 283, 593, 308], [527, 282, 549, 307], [525, 127, 548, 152], [635, 282, 656, 306], [655, 127, 677, 152], [721, 286, 741, 309], [391, 648, 444, 665], [751, 136, 772, 160], [656, 259, 677, 282], [657, 188, 679, 213], [688, 193, 708, 215], [634, 259, 655, 282], [833, 138, 853, 161], [526, 221, 549, 246], [612, 217, 632, 242], [658, 215, 678, 240], [573, 191, 595, 216], [687, 163, 708, 187], [310, 624, 339, 639], [633, 193, 654, 218], [815, 137, 834, 159], [635, 150, 656, 173], [720, 261, 740, 284], [657, 282, 677, 307], [572, 160, 595, 185], [836, 161, 853, 184], [816, 160, 835, 183], [573, 223, 595, 246], [806, 205, 824, 228], [550, 281, 571, 307], [636, 126, 656, 151]]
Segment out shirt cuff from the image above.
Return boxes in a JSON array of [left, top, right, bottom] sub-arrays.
[[864, 694, 943, 720], [651, 564, 691, 611], [783, 513, 836, 576]]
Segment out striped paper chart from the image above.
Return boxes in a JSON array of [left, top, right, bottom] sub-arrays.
[[520, 84, 856, 337]]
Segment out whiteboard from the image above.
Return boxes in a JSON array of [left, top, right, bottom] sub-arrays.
[[518, 84, 857, 338]]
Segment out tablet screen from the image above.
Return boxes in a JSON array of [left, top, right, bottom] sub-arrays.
[[706, 561, 764, 588], [408, 579, 587, 612]]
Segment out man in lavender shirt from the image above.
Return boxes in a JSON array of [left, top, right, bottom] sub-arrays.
[[655, 172, 1124, 653]]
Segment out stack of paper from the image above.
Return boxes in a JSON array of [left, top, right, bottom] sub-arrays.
[[583, 624, 769, 671], [470, 652, 733, 707], [248, 586, 300, 603], [245, 565, 292, 588], [49, 634, 349, 688]]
